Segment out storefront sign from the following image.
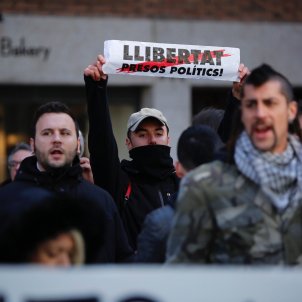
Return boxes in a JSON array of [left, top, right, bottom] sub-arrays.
[[0, 36, 50, 61]]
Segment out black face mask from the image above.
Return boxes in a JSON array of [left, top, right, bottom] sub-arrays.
[[129, 144, 175, 179]]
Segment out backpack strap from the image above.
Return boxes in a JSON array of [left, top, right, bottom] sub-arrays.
[[124, 182, 132, 201]]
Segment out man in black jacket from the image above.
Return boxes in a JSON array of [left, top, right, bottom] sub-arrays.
[[84, 55, 179, 250], [134, 125, 224, 262], [0, 101, 132, 263]]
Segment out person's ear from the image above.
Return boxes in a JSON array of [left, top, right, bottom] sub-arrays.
[[175, 161, 186, 178], [30, 138, 35, 153], [125, 137, 133, 150], [167, 135, 170, 146], [77, 137, 81, 155], [288, 100, 298, 123]]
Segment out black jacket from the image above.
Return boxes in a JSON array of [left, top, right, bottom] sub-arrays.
[[84, 76, 179, 249], [0, 156, 133, 263]]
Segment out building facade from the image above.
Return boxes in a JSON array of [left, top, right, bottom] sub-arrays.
[[0, 0, 302, 181]]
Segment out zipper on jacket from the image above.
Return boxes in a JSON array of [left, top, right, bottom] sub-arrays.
[[158, 190, 165, 207]]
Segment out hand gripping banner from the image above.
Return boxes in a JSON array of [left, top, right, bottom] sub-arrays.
[[103, 40, 240, 82]]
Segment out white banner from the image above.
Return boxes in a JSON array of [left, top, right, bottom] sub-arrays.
[[0, 265, 301, 302], [103, 40, 240, 82]]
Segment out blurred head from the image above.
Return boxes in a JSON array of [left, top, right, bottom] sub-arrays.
[[30, 102, 80, 171], [7, 142, 32, 180], [192, 107, 224, 131], [30, 229, 85, 267], [126, 108, 170, 150], [175, 125, 222, 178], [0, 191, 109, 265], [240, 64, 297, 154]]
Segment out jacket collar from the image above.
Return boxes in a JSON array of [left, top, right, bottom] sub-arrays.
[[15, 155, 83, 186]]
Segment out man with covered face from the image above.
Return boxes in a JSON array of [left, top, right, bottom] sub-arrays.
[[84, 55, 179, 250], [166, 64, 302, 264]]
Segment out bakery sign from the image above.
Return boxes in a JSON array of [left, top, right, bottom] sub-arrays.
[[0, 36, 50, 61]]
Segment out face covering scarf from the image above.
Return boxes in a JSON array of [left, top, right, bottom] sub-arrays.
[[129, 145, 174, 180]]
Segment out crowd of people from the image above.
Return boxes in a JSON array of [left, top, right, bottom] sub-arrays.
[[0, 54, 302, 266]]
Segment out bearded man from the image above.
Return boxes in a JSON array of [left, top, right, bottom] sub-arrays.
[[0, 101, 133, 264]]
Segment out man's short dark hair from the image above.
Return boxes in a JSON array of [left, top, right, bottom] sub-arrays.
[[241, 64, 294, 101], [192, 107, 224, 132], [177, 125, 222, 171], [31, 101, 79, 138]]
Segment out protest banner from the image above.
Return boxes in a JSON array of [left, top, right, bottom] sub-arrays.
[[103, 40, 240, 82], [0, 265, 301, 302]]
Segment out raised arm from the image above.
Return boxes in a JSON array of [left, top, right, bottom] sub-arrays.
[[218, 63, 250, 143], [84, 55, 125, 202]]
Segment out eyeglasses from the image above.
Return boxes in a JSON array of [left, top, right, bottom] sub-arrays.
[[8, 160, 22, 169]]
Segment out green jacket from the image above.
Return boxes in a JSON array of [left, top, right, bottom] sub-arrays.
[[166, 161, 302, 264]]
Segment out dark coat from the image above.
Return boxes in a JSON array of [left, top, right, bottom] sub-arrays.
[[84, 76, 179, 249], [0, 156, 133, 263], [134, 204, 175, 263], [0, 179, 11, 187]]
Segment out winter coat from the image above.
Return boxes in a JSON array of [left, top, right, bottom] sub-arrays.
[[0, 156, 133, 263], [166, 160, 302, 264], [134, 204, 175, 263]]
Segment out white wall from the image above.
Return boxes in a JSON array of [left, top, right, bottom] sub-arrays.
[[1, 14, 302, 159]]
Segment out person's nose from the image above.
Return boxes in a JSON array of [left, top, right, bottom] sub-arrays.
[[255, 103, 267, 119], [57, 253, 71, 267], [52, 131, 62, 143], [15, 162, 21, 171], [148, 134, 157, 145]]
